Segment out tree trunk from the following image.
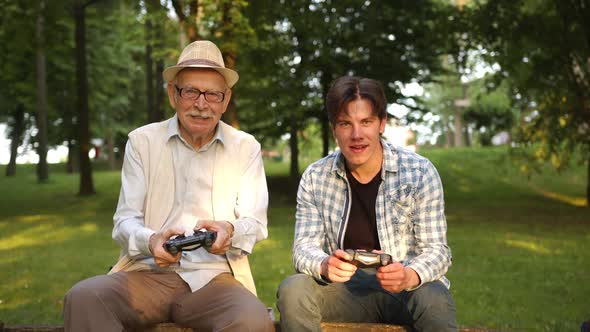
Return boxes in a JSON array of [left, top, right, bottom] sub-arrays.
[[74, 1, 95, 195], [441, 114, 453, 148], [171, 0, 200, 43], [289, 122, 299, 182], [464, 125, 471, 147], [146, 0, 165, 122], [66, 140, 80, 173], [321, 116, 330, 156], [6, 105, 25, 177], [35, 0, 49, 183], [220, 1, 239, 128], [586, 151, 589, 207], [222, 99, 239, 128], [145, 16, 155, 123], [155, 59, 165, 121], [453, 110, 464, 147], [105, 130, 117, 170], [154, 5, 165, 122], [320, 70, 332, 156], [63, 97, 78, 173]]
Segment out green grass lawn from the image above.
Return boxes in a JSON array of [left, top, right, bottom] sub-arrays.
[[0, 147, 588, 331]]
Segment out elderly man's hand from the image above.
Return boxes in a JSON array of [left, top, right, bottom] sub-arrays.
[[149, 227, 184, 267], [376, 263, 420, 293], [194, 220, 234, 255], [320, 249, 357, 283]]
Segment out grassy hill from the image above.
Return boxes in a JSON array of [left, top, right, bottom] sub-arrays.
[[0, 146, 587, 331]]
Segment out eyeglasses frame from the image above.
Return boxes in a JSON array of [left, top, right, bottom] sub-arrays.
[[174, 85, 226, 103]]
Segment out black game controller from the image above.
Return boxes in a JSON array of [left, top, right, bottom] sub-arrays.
[[165, 231, 217, 255], [344, 249, 393, 268]]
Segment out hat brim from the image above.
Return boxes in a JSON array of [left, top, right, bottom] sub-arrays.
[[163, 65, 239, 88]]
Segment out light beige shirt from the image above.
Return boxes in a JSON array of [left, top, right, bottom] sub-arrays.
[[168, 119, 232, 291], [111, 115, 268, 294]]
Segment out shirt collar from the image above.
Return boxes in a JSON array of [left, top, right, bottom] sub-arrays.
[[381, 139, 399, 173], [166, 114, 225, 148]]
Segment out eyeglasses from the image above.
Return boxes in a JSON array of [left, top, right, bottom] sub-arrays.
[[174, 85, 226, 103]]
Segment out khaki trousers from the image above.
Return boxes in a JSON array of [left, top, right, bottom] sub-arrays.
[[63, 271, 274, 332]]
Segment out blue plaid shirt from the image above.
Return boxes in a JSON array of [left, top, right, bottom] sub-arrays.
[[293, 140, 451, 289]]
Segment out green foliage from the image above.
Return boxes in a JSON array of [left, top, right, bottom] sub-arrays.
[[0, 1, 37, 122], [237, 0, 458, 152], [85, 2, 147, 140], [469, 0, 590, 200], [0, 0, 148, 169], [2, 0, 587, 202], [463, 77, 514, 145]]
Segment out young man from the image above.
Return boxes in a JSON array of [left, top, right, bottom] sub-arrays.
[[277, 76, 457, 332], [63, 40, 274, 332]]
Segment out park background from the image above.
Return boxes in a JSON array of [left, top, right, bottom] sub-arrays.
[[0, 1, 588, 331]]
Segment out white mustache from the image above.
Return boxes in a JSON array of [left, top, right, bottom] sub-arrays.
[[187, 111, 212, 118]]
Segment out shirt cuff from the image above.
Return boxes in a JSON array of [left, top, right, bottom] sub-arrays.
[[135, 227, 156, 257], [227, 219, 252, 254], [227, 218, 244, 237], [405, 264, 425, 291], [314, 256, 332, 284]]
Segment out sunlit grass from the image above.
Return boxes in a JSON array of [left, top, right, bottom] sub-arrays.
[[535, 189, 587, 207], [503, 239, 552, 255], [0, 148, 588, 332]]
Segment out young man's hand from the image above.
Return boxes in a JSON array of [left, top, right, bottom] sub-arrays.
[[149, 227, 184, 267], [376, 263, 420, 293], [194, 220, 234, 255], [320, 249, 357, 283]]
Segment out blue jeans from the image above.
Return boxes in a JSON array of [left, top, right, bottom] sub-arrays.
[[277, 269, 457, 332]]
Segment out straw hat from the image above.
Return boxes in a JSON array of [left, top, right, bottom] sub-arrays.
[[163, 40, 239, 87]]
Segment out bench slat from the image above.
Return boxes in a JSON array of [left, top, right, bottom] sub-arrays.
[[1, 322, 493, 332]]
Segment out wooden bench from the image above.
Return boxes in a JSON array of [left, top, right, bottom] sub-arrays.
[[139, 322, 412, 332], [0, 321, 493, 332]]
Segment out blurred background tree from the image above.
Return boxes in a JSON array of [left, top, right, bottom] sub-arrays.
[[469, 0, 590, 203], [0, 0, 587, 204]]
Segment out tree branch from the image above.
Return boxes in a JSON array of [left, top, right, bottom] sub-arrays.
[[171, 0, 186, 22], [189, 0, 199, 18]]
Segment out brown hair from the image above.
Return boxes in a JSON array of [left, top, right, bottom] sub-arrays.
[[325, 76, 387, 125]]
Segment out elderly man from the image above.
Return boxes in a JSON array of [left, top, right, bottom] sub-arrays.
[[277, 76, 457, 332], [64, 40, 273, 332]]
